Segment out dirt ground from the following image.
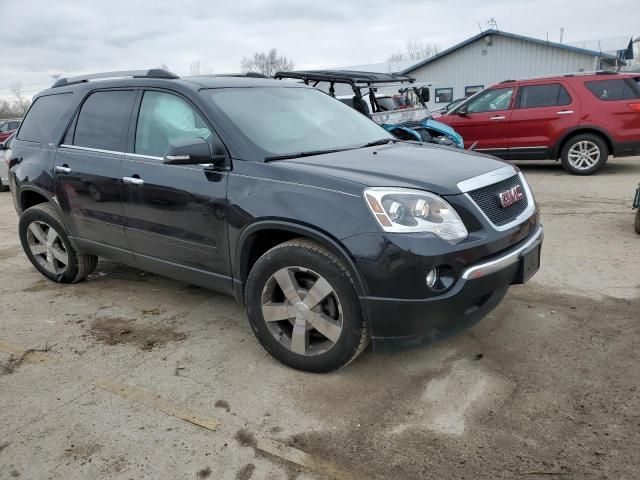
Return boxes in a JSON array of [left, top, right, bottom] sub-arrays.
[[1, 158, 639, 480]]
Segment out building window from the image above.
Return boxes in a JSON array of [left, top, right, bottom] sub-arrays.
[[465, 85, 484, 97], [434, 88, 453, 103]]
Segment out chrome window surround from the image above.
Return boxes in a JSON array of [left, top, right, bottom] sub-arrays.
[[457, 166, 536, 232], [59, 144, 162, 160]]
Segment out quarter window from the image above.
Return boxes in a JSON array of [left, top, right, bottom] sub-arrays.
[[585, 79, 640, 101], [466, 87, 514, 113], [135, 91, 212, 158], [17, 93, 72, 143], [434, 88, 453, 103], [516, 84, 572, 109], [73, 90, 135, 151]]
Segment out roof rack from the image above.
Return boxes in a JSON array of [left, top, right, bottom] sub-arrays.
[[274, 70, 416, 87], [52, 69, 179, 88], [499, 70, 619, 84]]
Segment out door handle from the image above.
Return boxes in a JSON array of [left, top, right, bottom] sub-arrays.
[[122, 176, 144, 186], [55, 165, 71, 174], [556, 110, 574, 115], [490, 116, 505, 120]]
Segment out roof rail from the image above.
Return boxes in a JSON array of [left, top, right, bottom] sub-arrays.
[[498, 70, 619, 84], [52, 69, 179, 88]]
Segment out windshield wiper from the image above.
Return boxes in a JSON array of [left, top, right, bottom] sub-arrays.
[[264, 148, 350, 162], [360, 138, 399, 148]]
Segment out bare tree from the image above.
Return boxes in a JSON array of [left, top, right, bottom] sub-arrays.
[[50, 73, 62, 82], [160, 64, 170, 71], [387, 38, 439, 63], [190, 60, 214, 75], [240, 49, 294, 77], [9, 81, 29, 114]]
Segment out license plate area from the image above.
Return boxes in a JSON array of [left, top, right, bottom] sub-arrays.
[[515, 244, 541, 284]]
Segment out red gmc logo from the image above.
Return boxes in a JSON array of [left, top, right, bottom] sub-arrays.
[[498, 185, 524, 208]]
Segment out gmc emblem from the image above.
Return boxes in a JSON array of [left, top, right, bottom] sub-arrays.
[[497, 185, 524, 208]]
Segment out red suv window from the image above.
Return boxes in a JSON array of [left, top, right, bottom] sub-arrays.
[[516, 83, 572, 109], [584, 78, 640, 101]]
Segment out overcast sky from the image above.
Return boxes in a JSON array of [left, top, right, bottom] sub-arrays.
[[1, 0, 637, 101]]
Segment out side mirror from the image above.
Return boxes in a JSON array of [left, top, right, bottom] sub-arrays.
[[456, 104, 468, 116], [163, 137, 226, 166], [419, 87, 430, 103]]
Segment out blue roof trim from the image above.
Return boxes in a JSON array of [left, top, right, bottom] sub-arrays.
[[401, 30, 621, 74]]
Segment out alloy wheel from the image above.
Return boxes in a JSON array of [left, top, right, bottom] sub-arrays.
[[26, 220, 68, 275], [568, 141, 600, 170], [261, 266, 343, 356]]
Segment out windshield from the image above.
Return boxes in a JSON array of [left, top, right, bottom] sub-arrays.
[[204, 87, 392, 158]]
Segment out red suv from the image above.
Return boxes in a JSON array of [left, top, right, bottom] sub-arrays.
[[0, 119, 21, 143], [438, 72, 640, 175]]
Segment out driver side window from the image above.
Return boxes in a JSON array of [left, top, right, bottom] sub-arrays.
[[135, 91, 212, 158], [466, 87, 514, 113]]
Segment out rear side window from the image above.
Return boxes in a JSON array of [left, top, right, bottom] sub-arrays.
[[516, 83, 572, 108], [585, 79, 640, 101], [72, 90, 135, 151], [17, 93, 72, 143]]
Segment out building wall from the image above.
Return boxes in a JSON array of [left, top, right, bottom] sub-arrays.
[[407, 34, 600, 110]]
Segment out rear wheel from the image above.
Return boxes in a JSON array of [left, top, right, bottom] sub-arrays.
[[560, 133, 608, 175], [245, 239, 369, 372], [18, 203, 98, 283]]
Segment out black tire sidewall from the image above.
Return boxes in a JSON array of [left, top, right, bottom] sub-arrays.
[[635, 211, 640, 234], [246, 244, 364, 373], [18, 206, 80, 283], [561, 134, 608, 175]]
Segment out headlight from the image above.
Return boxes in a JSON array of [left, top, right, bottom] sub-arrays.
[[364, 187, 468, 243]]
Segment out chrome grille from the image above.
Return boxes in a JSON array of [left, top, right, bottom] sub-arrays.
[[467, 174, 529, 226]]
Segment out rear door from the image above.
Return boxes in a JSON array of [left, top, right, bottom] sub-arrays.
[[120, 89, 231, 288], [444, 86, 515, 157], [54, 89, 136, 249], [508, 82, 578, 159]]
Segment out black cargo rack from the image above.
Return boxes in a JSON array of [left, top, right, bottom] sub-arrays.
[[51, 69, 179, 88], [274, 70, 416, 88]]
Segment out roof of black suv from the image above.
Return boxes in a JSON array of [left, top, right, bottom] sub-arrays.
[[37, 69, 292, 98]]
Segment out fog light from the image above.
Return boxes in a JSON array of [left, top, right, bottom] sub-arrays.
[[426, 268, 439, 289]]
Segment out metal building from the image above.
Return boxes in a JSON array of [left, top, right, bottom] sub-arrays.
[[401, 30, 625, 110]]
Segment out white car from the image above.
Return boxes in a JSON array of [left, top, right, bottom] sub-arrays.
[[0, 133, 13, 191]]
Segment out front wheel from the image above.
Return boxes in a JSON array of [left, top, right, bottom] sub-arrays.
[[560, 134, 608, 175], [245, 239, 369, 373], [18, 203, 98, 283]]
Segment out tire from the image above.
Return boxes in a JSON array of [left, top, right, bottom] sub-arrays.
[[560, 133, 608, 175], [635, 211, 640, 234], [0, 182, 9, 192], [18, 203, 98, 283], [245, 238, 369, 373]]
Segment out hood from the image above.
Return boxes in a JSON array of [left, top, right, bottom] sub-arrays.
[[275, 142, 509, 195]]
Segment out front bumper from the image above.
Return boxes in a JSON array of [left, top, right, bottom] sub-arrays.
[[361, 225, 543, 352]]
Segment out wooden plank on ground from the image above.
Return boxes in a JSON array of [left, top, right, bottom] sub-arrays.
[[95, 379, 219, 431], [256, 436, 364, 480]]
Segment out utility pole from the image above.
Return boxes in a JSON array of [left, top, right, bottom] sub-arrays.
[[559, 27, 564, 44]]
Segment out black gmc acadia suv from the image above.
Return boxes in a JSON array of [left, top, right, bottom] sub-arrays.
[[7, 69, 543, 372]]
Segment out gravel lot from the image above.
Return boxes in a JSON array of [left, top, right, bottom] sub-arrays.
[[1, 157, 639, 480]]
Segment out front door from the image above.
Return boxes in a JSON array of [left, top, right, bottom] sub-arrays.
[[55, 89, 136, 249], [121, 89, 231, 289], [446, 86, 515, 157], [509, 82, 579, 159]]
